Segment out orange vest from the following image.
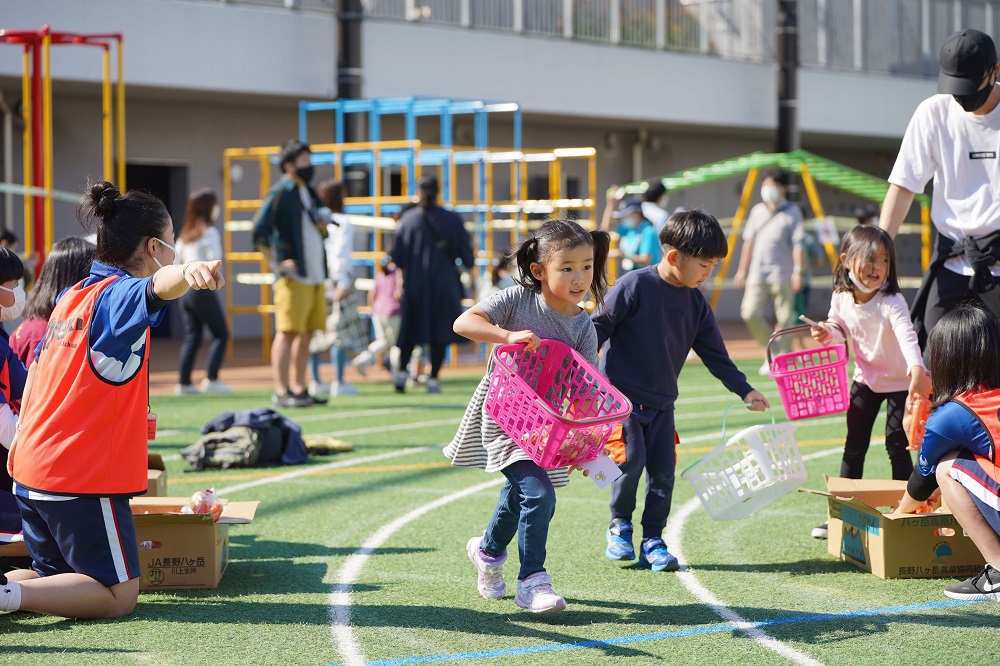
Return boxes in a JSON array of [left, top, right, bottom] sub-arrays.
[[8, 276, 150, 496], [952, 388, 1000, 483]]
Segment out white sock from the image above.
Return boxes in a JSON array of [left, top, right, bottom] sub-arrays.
[[1, 580, 21, 612]]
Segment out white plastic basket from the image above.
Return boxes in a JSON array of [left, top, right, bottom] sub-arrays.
[[682, 406, 806, 521]]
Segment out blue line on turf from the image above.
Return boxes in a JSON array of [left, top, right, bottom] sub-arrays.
[[333, 599, 980, 666]]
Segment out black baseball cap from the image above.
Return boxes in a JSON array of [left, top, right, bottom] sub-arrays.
[[938, 29, 998, 95]]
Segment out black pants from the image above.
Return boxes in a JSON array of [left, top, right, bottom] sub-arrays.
[[397, 343, 447, 379], [178, 289, 229, 385], [841, 381, 912, 481], [922, 266, 1000, 361]]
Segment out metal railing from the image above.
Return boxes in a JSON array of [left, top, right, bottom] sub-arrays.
[[176, 0, 1000, 76]]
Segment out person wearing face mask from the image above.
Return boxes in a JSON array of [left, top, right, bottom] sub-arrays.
[[174, 188, 231, 396], [733, 168, 806, 375], [253, 140, 329, 408], [882, 29, 1000, 357], [610, 197, 661, 273], [0, 246, 30, 469], [3, 180, 225, 619]]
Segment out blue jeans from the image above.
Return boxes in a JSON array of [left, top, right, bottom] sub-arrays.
[[609, 403, 676, 539], [481, 459, 556, 580]]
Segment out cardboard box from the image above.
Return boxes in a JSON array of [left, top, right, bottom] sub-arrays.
[[147, 453, 167, 497], [802, 476, 984, 579], [131, 497, 259, 591]]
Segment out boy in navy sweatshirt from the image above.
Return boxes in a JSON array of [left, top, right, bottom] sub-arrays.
[[592, 209, 769, 571]]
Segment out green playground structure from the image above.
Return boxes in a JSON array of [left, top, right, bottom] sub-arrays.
[[614, 150, 931, 308]]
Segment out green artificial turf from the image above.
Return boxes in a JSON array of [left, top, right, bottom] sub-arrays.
[[3, 361, 1000, 665]]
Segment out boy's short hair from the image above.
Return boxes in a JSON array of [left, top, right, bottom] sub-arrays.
[[762, 167, 791, 186], [643, 180, 667, 203], [659, 209, 728, 259], [279, 140, 311, 170]]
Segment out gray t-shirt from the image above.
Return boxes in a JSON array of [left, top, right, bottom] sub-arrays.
[[479, 286, 598, 366], [743, 201, 805, 284]]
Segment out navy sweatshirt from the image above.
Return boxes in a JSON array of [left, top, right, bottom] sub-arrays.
[[592, 266, 753, 410]]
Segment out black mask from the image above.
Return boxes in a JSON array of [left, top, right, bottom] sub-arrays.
[[295, 165, 314, 184], [954, 74, 997, 112]]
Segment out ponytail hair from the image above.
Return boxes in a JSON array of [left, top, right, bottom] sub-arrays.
[[511, 217, 612, 311], [77, 181, 171, 273]]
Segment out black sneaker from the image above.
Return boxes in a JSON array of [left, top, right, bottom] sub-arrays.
[[272, 391, 314, 408], [944, 564, 1000, 601], [811, 521, 829, 539], [294, 390, 327, 406]]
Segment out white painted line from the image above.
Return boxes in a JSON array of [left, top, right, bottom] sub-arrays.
[[214, 445, 438, 496], [316, 418, 461, 439], [329, 478, 504, 666], [664, 446, 842, 666]]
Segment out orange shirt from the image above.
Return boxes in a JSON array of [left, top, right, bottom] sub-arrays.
[[8, 276, 150, 495]]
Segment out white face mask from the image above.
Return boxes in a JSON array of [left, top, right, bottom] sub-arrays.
[[211, 204, 221, 222], [0, 284, 25, 321], [152, 237, 178, 270], [761, 185, 783, 205], [848, 269, 886, 294]]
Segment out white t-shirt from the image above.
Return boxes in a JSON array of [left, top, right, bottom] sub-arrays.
[[175, 226, 222, 264], [825, 290, 924, 394], [322, 209, 355, 290], [888, 89, 1000, 276], [297, 185, 326, 285]]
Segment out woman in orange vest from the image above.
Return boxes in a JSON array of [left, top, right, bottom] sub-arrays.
[[1, 181, 224, 618], [897, 304, 1000, 601]]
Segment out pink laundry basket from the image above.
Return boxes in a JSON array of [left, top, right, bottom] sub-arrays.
[[484, 339, 632, 470], [767, 323, 850, 421]]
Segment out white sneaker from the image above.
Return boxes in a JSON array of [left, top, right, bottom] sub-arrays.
[[351, 355, 369, 377], [426, 378, 441, 394], [758, 361, 771, 377], [514, 571, 566, 613], [466, 536, 507, 600], [330, 381, 359, 396], [309, 381, 331, 397], [200, 378, 233, 394], [175, 383, 199, 396]]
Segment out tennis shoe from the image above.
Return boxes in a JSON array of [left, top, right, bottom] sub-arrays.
[[606, 518, 635, 560], [514, 572, 566, 613], [944, 563, 1000, 601], [466, 536, 506, 600], [639, 537, 680, 572]]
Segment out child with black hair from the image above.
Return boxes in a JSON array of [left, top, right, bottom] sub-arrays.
[[807, 225, 931, 538], [11, 237, 95, 366], [896, 304, 1000, 601], [2, 180, 225, 619], [446, 218, 611, 614], [593, 209, 769, 572], [0, 246, 30, 535]]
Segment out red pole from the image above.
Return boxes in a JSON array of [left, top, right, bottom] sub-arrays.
[[31, 38, 44, 261]]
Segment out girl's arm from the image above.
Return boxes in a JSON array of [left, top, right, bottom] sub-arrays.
[[454, 306, 539, 351], [886, 294, 932, 396], [151, 259, 225, 301]]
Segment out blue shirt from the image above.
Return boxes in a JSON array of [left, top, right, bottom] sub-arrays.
[[916, 400, 994, 477], [35, 261, 167, 383], [617, 221, 662, 268], [592, 266, 752, 410]]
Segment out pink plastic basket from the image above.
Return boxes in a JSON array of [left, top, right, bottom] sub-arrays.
[[484, 339, 632, 469], [767, 323, 850, 421]]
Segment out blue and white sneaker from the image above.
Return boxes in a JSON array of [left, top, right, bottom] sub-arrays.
[[605, 518, 635, 561], [639, 537, 680, 572]]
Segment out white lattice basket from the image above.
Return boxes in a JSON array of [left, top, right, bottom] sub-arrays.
[[682, 407, 805, 521]]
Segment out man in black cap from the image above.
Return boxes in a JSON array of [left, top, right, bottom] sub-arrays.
[[880, 28, 1000, 351]]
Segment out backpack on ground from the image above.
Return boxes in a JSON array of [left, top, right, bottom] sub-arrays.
[[180, 425, 282, 471]]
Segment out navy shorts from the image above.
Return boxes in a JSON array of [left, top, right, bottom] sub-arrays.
[[950, 451, 1000, 536], [17, 494, 140, 587]]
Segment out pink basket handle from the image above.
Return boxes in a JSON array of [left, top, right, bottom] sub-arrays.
[[764, 322, 849, 366], [490, 341, 632, 427]]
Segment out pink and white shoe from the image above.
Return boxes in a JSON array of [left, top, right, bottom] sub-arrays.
[[466, 536, 507, 600], [514, 571, 566, 613]]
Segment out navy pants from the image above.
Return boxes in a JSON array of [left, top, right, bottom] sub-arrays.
[[609, 403, 676, 540], [841, 381, 913, 481], [481, 459, 556, 581]]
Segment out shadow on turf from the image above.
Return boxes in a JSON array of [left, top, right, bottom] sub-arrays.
[[682, 558, 854, 576]]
